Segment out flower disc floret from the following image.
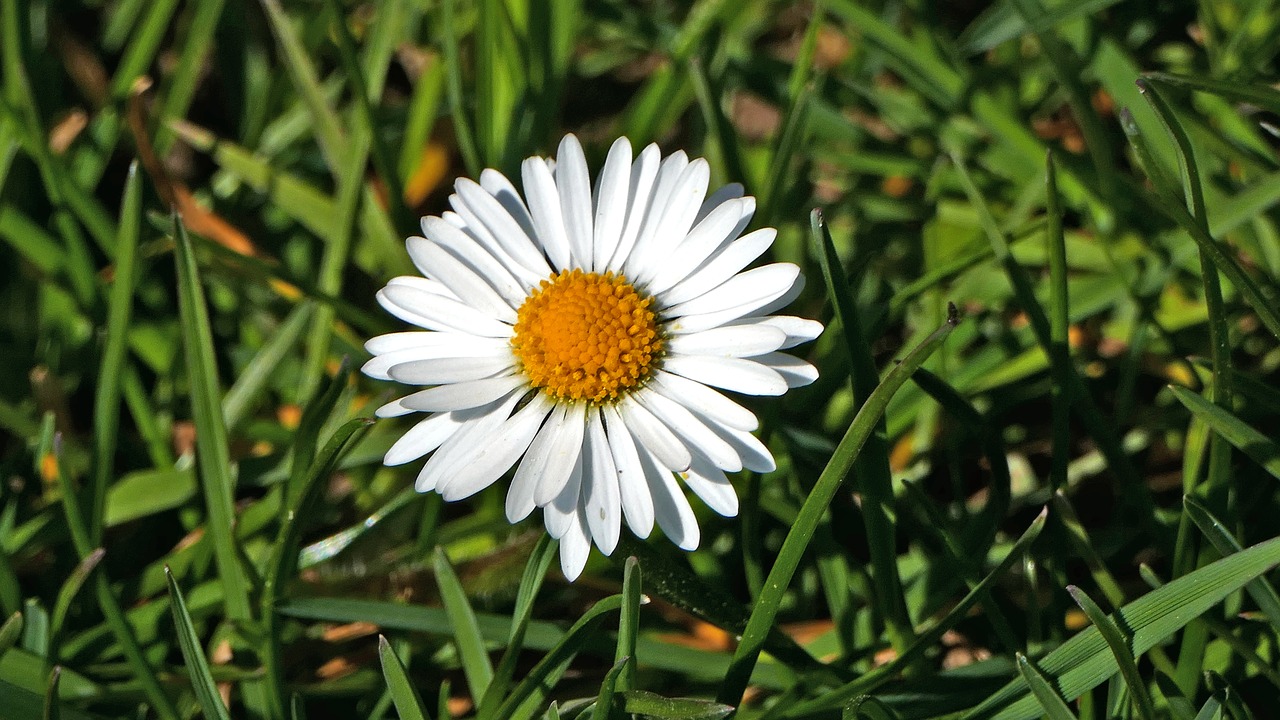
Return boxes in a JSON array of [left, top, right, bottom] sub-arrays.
[[513, 269, 661, 403]]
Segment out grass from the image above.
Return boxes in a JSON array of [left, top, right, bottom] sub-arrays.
[[2, 0, 1280, 718]]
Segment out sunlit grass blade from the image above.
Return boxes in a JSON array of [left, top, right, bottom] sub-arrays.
[[172, 213, 254, 623], [263, 417, 373, 717], [720, 307, 959, 706], [621, 691, 732, 719], [1142, 72, 1280, 116], [477, 535, 558, 720], [1066, 586, 1156, 719], [1170, 386, 1280, 481], [963, 535, 1280, 719], [223, 303, 314, 431], [1015, 653, 1076, 720], [439, 0, 481, 175], [811, 209, 913, 653], [434, 548, 494, 704], [378, 635, 433, 720], [784, 509, 1046, 716], [165, 566, 232, 720], [257, 0, 348, 171], [108, 0, 178, 98], [489, 595, 623, 720], [616, 556, 640, 693], [1182, 495, 1280, 634]]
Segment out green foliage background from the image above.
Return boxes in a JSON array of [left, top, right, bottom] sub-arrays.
[[2, 0, 1280, 717]]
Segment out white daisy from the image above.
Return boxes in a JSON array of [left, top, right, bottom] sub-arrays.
[[364, 134, 822, 580]]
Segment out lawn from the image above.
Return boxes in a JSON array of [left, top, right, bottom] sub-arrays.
[[2, 0, 1280, 718]]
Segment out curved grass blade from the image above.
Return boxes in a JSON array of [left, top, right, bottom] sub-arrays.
[[165, 566, 232, 720], [1183, 495, 1280, 633], [434, 548, 494, 704], [1015, 654, 1076, 720], [489, 595, 623, 720], [719, 307, 959, 706], [0, 611, 22, 656], [616, 556, 641, 693], [379, 635, 432, 720], [590, 656, 629, 720], [223, 303, 313, 431], [42, 666, 60, 720], [1171, 386, 1280, 482], [477, 535, 558, 720], [843, 696, 899, 720], [1066, 586, 1155, 720], [964, 535, 1280, 719], [49, 549, 104, 653], [622, 691, 732, 720]]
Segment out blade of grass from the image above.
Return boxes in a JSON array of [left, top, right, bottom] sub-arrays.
[[477, 535, 558, 720], [108, 0, 179, 98], [222, 303, 313, 431], [783, 509, 1046, 716], [439, 0, 481, 175], [0, 611, 22, 655], [378, 635, 433, 720], [42, 666, 60, 720], [1182, 495, 1280, 634], [164, 566, 232, 720], [719, 307, 959, 706], [622, 691, 732, 719], [1044, 153, 1070, 491], [1170, 386, 1280, 481], [434, 548, 494, 704], [1016, 654, 1077, 720], [48, 549, 104, 658], [591, 657, 629, 720], [1066, 586, 1156, 720], [615, 557, 641, 695], [90, 162, 142, 545], [155, 0, 226, 152], [287, 359, 352, 504], [811, 209, 916, 654]]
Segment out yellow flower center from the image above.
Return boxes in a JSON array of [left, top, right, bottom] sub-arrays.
[[512, 269, 662, 403]]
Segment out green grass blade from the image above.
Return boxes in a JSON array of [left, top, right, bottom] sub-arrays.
[[478, 535, 558, 720], [1044, 153, 1071, 491], [590, 656, 629, 720], [616, 556, 640, 693], [288, 359, 352, 503], [843, 696, 900, 720], [621, 691, 732, 719], [720, 307, 959, 706], [42, 666, 60, 720], [49, 549, 104, 655], [1066, 586, 1156, 720], [488, 595, 623, 720], [172, 213, 254, 623], [964, 535, 1280, 718], [1182, 495, 1280, 634], [1170, 386, 1280, 481], [0, 611, 22, 655], [222, 303, 313, 431], [108, 0, 179, 98], [90, 161, 142, 544], [164, 567, 232, 720], [1142, 72, 1280, 116], [956, 0, 1124, 55], [439, 0, 481, 176], [378, 635, 433, 720], [434, 548, 494, 704], [257, 0, 348, 171], [1015, 653, 1077, 720]]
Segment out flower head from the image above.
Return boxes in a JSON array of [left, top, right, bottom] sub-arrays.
[[364, 135, 822, 580]]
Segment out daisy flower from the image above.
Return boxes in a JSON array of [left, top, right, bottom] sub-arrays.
[[364, 134, 822, 580]]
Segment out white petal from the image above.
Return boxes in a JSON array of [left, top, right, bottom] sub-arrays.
[[455, 179, 553, 278], [534, 402, 587, 505], [681, 455, 739, 516], [400, 375, 526, 412], [755, 351, 820, 388], [618, 396, 692, 472], [437, 393, 552, 501], [522, 157, 573, 271], [556, 134, 594, 269], [662, 355, 788, 396], [363, 337, 512, 381], [508, 403, 571, 521], [546, 451, 584, 538], [650, 371, 758, 431], [592, 137, 632, 272], [634, 391, 742, 472], [447, 196, 546, 289], [415, 391, 523, 491], [665, 263, 800, 320], [378, 282, 513, 338], [582, 409, 621, 555], [647, 197, 754, 295], [622, 151, 688, 278], [383, 412, 465, 466], [603, 404, 653, 538], [630, 159, 710, 285], [666, 325, 787, 358], [420, 217, 528, 304], [480, 168, 538, 240], [726, 315, 824, 349], [694, 182, 744, 224], [656, 228, 776, 307], [637, 444, 699, 551], [404, 238, 517, 321], [388, 354, 515, 385], [605, 143, 661, 272], [365, 331, 449, 355], [375, 397, 416, 418], [558, 508, 591, 581], [714, 422, 776, 473]]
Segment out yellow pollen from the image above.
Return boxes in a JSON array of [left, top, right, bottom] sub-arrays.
[[512, 269, 662, 403]]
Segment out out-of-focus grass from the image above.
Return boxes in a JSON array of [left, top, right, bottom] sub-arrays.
[[2, 0, 1280, 718]]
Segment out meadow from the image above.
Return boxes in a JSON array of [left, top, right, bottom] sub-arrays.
[[2, 0, 1280, 718]]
